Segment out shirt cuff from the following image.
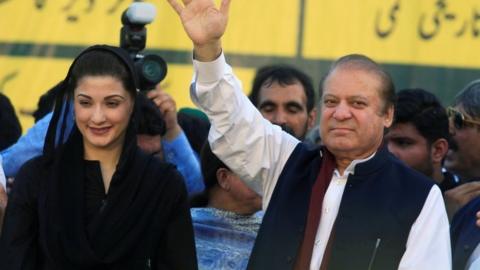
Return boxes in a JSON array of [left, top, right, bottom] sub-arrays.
[[162, 131, 190, 161], [193, 52, 226, 84]]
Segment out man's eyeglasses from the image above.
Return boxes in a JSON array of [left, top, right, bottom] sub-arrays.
[[446, 107, 480, 129]]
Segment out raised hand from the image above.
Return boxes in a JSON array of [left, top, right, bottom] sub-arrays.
[[167, 0, 231, 61]]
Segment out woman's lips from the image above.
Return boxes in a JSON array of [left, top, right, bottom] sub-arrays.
[[89, 126, 111, 135]]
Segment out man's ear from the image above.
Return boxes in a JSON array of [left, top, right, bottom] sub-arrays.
[[216, 168, 231, 191], [307, 107, 317, 130], [431, 138, 449, 164], [384, 105, 394, 128]]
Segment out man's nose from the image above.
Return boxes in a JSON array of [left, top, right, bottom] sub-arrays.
[[272, 110, 287, 125], [332, 102, 352, 120]]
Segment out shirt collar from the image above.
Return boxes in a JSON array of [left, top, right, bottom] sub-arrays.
[[334, 152, 377, 177]]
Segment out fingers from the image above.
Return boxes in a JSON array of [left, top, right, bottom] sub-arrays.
[[477, 211, 480, 227], [445, 182, 480, 209], [220, 0, 232, 16], [148, 88, 177, 114], [166, 0, 183, 15]]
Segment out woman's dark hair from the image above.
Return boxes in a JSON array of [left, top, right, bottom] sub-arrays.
[[69, 50, 136, 97]]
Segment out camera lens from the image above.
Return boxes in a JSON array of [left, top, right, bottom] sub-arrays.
[[136, 54, 167, 91]]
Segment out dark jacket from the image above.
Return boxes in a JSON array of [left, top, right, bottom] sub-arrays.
[[451, 196, 480, 270], [248, 144, 434, 270]]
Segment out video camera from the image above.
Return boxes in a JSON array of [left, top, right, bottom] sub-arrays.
[[120, 2, 167, 91]]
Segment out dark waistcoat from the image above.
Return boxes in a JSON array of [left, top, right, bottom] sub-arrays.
[[451, 196, 480, 270], [247, 144, 434, 270]]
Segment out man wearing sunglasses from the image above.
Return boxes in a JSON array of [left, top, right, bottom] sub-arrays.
[[446, 80, 480, 270]]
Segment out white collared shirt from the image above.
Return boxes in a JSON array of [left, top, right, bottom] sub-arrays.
[[192, 53, 451, 270], [310, 154, 374, 269]]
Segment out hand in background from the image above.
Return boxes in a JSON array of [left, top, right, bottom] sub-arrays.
[[444, 182, 480, 219], [476, 211, 480, 228], [147, 85, 182, 141]]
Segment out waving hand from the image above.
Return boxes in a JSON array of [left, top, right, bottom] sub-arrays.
[[167, 0, 231, 61]]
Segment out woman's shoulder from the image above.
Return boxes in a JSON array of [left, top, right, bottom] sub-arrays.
[[16, 155, 48, 180], [137, 151, 186, 189], [9, 155, 48, 201]]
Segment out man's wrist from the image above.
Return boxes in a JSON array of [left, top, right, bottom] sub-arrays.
[[164, 125, 183, 142], [193, 41, 222, 62]]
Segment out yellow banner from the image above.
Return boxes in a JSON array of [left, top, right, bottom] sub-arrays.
[[1, 0, 299, 56], [304, 0, 480, 67]]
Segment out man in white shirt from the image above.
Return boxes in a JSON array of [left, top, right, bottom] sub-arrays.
[[167, 0, 451, 269]]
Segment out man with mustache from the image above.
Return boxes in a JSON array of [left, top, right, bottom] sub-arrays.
[[248, 65, 316, 141], [167, 0, 451, 269], [444, 80, 480, 270]]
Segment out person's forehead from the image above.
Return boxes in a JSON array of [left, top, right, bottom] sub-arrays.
[[387, 123, 424, 140], [74, 76, 131, 98], [259, 81, 307, 104], [323, 67, 383, 98]]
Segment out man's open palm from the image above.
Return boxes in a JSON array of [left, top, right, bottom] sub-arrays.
[[167, 0, 231, 46]]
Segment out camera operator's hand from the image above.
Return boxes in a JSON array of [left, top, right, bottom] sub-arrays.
[[147, 85, 182, 141], [167, 0, 231, 61]]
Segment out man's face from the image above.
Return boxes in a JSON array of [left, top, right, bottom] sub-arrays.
[[320, 67, 393, 160], [445, 106, 480, 178], [257, 81, 315, 140], [385, 122, 434, 178]]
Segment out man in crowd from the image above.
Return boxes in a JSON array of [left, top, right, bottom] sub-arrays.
[[385, 88, 459, 192], [446, 80, 480, 270], [167, 0, 451, 269], [443, 79, 480, 215], [249, 65, 316, 140]]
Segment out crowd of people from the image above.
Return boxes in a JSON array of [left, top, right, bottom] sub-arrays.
[[0, 0, 479, 269]]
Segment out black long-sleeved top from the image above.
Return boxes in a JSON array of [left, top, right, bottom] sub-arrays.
[[0, 155, 197, 270]]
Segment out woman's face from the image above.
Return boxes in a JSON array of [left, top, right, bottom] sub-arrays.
[[74, 75, 134, 152]]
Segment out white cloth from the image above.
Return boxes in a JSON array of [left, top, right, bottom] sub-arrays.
[[467, 243, 480, 270], [0, 154, 6, 190], [311, 154, 374, 269], [191, 53, 452, 270]]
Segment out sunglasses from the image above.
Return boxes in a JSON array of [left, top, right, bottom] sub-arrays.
[[446, 107, 480, 129]]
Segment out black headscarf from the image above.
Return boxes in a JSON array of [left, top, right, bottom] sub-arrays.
[[35, 45, 194, 268]]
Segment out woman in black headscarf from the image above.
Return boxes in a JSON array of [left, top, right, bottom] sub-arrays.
[[0, 45, 197, 269]]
